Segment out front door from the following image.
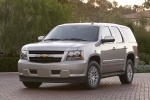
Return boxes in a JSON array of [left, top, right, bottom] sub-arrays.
[[100, 26, 117, 73]]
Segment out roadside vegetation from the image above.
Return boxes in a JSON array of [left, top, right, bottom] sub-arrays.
[[0, 0, 150, 72]]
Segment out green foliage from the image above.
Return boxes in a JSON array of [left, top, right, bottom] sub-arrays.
[[135, 61, 150, 73], [66, 0, 135, 24], [135, 65, 150, 73], [0, 57, 19, 72], [139, 53, 150, 64], [143, 0, 150, 9], [60, 0, 115, 22], [0, 0, 72, 56], [138, 60, 146, 65], [132, 26, 150, 56]]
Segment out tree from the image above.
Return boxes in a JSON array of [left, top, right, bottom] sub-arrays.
[[133, 4, 140, 12], [112, 1, 118, 8], [0, 0, 72, 56], [143, 0, 150, 9]]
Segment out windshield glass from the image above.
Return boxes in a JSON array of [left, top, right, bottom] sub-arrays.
[[44, 25, 99, 41]]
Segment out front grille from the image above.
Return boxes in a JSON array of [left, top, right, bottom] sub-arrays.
[[29, 51, 64, 54], [29, 57, 61, 63], [29, 50, 64, 63]]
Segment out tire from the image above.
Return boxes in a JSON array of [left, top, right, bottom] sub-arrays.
[[22, 82, 42, 88], [81, 61, 101, 90], [119, 59, 134, 84]]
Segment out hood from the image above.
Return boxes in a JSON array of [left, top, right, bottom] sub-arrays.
[[22, 41, 90, 51]]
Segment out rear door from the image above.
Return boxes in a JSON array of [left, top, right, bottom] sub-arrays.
[[110, 26, 126, 71]]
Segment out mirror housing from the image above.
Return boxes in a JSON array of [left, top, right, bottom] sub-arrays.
[[101, 36, 115, 43], [38, 36, 45, 42]]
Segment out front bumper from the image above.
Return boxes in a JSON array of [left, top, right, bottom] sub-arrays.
[[19, 75, 86, 83], [18, 60, 87, 82]]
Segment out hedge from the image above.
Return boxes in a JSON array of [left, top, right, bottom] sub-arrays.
[[0, 57, 19, 72], [135, 61, 150, 73], [139, 53, 150, 64], [135, 65, 150, 73]]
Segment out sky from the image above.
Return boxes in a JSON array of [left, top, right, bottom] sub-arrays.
[[108, 0, 145, 6]]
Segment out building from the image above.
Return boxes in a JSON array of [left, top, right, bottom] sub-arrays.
[[124, 8, 150, 31]]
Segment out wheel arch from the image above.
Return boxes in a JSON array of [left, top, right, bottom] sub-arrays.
[[87, 54, 101, 73], [126, 52, 135, 67], [88, 54, 101, 66]]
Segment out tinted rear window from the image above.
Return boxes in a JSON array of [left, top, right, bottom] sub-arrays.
[[121, 27, 136, 42]]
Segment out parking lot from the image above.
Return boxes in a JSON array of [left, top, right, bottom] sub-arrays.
[[0, 73, 150, 100]]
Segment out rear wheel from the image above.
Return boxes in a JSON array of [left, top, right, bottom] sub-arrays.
[[81, 61, 100, 90], [22, 82, 42, 88], [119, 60, 134, 84]]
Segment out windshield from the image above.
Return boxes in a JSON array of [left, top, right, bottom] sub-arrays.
[[44, 25, 99, 42]]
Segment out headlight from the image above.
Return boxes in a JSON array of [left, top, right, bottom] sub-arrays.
[[20, 51, 27, 60], [66, 50, 84, 61]]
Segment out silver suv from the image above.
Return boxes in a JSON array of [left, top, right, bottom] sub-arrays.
[[18, 23, 139, 89]]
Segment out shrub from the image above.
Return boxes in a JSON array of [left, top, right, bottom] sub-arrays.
[[135, 65, 150, 73], [134, 60, 150, 73], [139, 53, 150, 64], [138, 60, 146, 65], [0, 57, 19, 72], [133, 26, 150, 56], [0, 0, 73, 56]]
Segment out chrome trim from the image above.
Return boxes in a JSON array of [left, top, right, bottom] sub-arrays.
[[28, 54, 64, 58], [103, 59, 124, 64]]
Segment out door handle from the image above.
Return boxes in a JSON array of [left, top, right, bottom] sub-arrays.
[[124, 46, 127, 49], [112, 47, 116, 50]]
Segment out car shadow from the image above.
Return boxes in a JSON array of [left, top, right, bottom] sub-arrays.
[[21, 82, 134, 92], [21, 83, 86, 91], [39, 83, 85, 91]]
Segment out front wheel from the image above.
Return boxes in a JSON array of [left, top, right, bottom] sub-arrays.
[[81, 61, 101, 90], [22, 82, 42, 88], [119, 60, 134, 84]]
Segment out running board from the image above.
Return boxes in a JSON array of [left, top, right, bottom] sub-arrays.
[[101, 72, 125, 78]]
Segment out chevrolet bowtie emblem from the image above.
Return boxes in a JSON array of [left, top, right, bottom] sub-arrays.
[[40, 54, 49, 58]]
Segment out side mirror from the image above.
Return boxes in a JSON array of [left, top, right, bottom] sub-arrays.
[[101, 36, 115, 43], [38, 36, 45, 42]]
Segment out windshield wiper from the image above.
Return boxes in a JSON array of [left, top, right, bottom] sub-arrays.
[[62, 38, 87, 41], [44, 38, 88, 41], [44, 38, 62, 41]]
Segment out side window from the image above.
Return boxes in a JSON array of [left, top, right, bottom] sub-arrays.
[[111, 27, 123, 43], [101, 27, 112, 39], [121, 27, 136, 43]]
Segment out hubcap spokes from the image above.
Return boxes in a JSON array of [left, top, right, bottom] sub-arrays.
[[127, 64, 133, 81], [88, 66, 99, 86]]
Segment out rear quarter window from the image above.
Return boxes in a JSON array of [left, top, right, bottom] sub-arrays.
[[121, 27, 136, 43]]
